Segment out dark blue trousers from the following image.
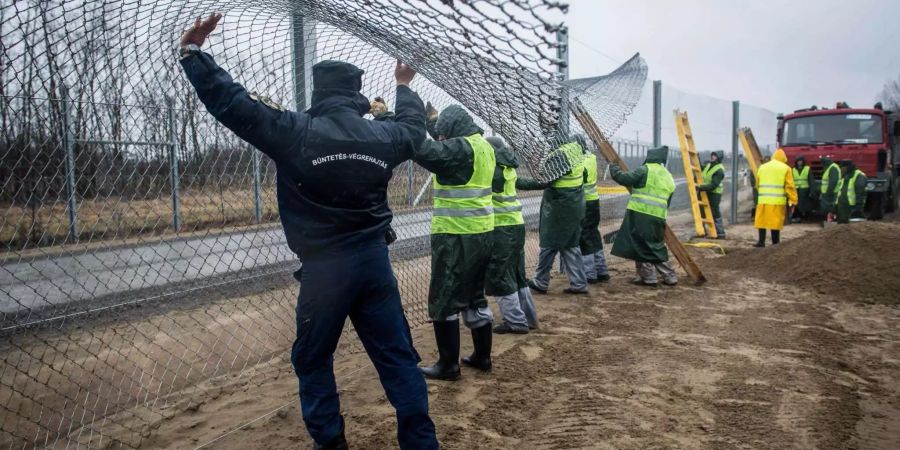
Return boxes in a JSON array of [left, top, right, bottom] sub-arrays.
[[290, 242, 437, 449]]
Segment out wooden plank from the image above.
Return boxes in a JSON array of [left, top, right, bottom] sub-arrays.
[[738, 127, 764, 179], [572, 99, 707, 285]]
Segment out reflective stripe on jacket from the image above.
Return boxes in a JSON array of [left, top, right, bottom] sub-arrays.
[[702, 163, 725, 195], [583, 153, 600, 201], [552, 142, 585, 189], [493, 166, 525, 227], [432, 134, 496, 234], [821, 163, 841, 195], [793, 166, 810, 190], [835, 169, 864, 206], [757, 160, 790, 206], [626, 163, 675, 220]]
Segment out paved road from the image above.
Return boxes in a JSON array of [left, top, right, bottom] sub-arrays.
[[1, 179, 698, 315]]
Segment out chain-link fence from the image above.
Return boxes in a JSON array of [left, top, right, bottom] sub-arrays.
[[0, 1, 769, 448]]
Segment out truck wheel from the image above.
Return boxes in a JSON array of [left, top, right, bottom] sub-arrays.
[[889, 186, 899, 213], [866, 193, 886, 220]]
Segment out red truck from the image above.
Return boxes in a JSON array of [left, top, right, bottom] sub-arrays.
[[777, 103, 900, 219]]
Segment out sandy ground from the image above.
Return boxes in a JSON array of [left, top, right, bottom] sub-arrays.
[[131, 220, 900, 449]]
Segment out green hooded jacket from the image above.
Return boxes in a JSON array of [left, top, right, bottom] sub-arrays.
[[697, 150, 725, 219], [517, 141, 585, 250], [484, 136, 528, 295], [609, 146, 672, 263], [819, 156, 840, 212], [414, 105, 492, 319], [836, 161, 868, 224]]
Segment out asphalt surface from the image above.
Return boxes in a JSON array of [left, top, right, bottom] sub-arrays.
[[1, 179, 698, 316]]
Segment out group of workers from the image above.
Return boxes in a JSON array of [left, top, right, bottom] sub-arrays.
[[750, 149, 868, 247], [179, 14, 684, 449]]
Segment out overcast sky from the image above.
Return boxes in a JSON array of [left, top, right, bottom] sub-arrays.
[[565, 0, 900, 114]]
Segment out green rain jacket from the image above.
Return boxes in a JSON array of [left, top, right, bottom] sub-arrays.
[[819, 156, 840, 213], [697, 150, 725, 219], [484, 137, 528, 296], [581, 153, 604, 254], [415, 105, 493, 319], [836, 162, 868, 224], [609, 146, 673, 263], [517, 141, 585, 250]]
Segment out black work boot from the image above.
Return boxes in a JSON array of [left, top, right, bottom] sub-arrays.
[[313, 419, 348, 449], [420, 321, 461, 381], [461, 323, 493, 372]]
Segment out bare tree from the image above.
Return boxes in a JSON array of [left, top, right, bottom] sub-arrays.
[[878, 73, 900, 111]]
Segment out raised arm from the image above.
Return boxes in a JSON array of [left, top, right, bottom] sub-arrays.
[[179, 14, 304, 162], [610, 164, 649, 189], [388, 61, 427, 158]]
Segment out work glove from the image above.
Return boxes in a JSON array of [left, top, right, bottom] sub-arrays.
[[370, 97, 388, 118], [425, 101, 439, 121]]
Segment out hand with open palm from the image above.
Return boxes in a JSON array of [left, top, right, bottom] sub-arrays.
[[180, 13, 223, 48]]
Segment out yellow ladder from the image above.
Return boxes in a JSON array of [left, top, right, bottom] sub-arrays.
[[738, 127, 764, 179], [674, 110, 717, 238]]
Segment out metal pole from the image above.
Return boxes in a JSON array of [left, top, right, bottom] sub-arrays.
[[652, 80, 662, 148], [252, 150, 262, 223], [167, 97, 181, 231], [556, 26, 570, 138], [291, 13, 316, 111], [407, 160, 415, 206], [731, 101, 740, 225], [60, 87, 78, 242]]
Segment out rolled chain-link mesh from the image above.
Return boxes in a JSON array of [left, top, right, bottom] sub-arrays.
[[0, 0, 657, 448]]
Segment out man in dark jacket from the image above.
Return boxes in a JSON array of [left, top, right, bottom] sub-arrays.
[[519, 138, 589, 295], [416, 104, 496, 381], [819, 155, 841, 221], [697, 150, 726, 238], [179, 14, 437, 450], [835, 160, 868, 224], [791, 156, 813, 221], [609, 146, 678, 287], [484, 136, 538, 334]]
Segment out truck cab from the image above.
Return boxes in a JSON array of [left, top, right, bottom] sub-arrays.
[[777, 104, 900, 219]]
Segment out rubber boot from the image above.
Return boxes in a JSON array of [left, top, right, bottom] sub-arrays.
[[461, 324, 493, 372], [420, 321, 461, 381]]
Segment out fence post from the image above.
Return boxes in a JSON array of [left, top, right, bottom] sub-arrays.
[[556, 25, 570, 137], [653, 80, 662, 148], [252, 150, 262, 223], [292, 13, 316, 111], [407, 160, 414, 206], [731, 100, 740, 225], [60, 86, 79, 242], [166, 96, 181, 231]]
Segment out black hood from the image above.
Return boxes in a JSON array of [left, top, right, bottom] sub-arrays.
[[435, 105, 482, 139], [710, 150, 725, 165], [308, 60, 371, 116], [839, 159, 856, 173], [644, 146, 669, 165]]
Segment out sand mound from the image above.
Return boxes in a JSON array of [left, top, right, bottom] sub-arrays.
[[719, 221, 900, 304]]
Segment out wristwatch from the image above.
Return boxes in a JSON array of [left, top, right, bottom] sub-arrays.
[[179, 43, 201, 58]]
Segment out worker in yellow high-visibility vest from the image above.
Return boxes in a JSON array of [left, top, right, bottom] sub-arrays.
[[484, 137, 538, 334], [579, 148, 610, 283], [609, 146, 679, 287], [697, 150, 726, 238], [415, 104, 496, 381], [791, 156, 813, 222], [754, 149, 798, 247], [835, 160, 868, 224], [518, 137, 589, 295]]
